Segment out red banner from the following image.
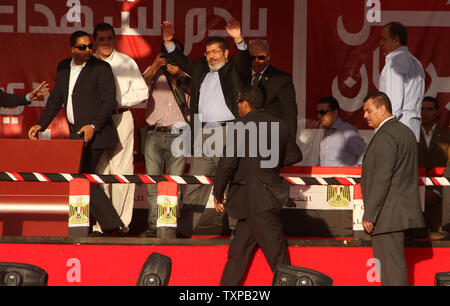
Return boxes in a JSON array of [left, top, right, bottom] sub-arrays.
[[1, 0, 449, 165]]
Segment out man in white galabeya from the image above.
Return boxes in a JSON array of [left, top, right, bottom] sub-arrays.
[[92, 22, 149, 236], [379, 21, 425, 142]]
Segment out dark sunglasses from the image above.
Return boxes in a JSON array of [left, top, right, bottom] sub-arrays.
[[251, 55, 266, 61], [74, 44, 94, 51], [236, 98, 245, 104], [316, 109, 332, 115]]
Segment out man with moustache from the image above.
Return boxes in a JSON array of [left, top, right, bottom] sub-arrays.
[[361, 91, 424, 285], [249, 40, 297, 138], [92, 23, 148, 235], [28, 30, 126, 236], [161, 18, 252, 238], [379, 22, 425, 142]]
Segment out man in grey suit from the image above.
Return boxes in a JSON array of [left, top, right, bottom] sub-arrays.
[[361, 91, 425, 286]]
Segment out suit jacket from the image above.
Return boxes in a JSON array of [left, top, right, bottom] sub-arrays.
[[361, 117, 424, 235], [37, 56, 118, 150], [0, 89, 29, 107], [213, 110, 302, 220], [418, 126, 450, 171], [257, 65, 297, 137], [167, 46, 251, 120]]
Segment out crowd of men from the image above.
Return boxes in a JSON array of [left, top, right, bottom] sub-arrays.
[[1, 18, 449, 286]]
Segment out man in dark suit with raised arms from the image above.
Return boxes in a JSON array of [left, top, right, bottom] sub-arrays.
[[361, 91, 424, 286], [28, 31, 126, 236], [213, 86, 302, 286], [161, 18, 252, 237]]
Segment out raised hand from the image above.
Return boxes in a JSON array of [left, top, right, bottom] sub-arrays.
[[161, 20, 175, 42], [225, 17, 243, 43]]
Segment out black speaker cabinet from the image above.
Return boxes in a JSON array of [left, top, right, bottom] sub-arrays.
[[137, 252, 172, 286], [273, 264, 333, 286], [435, 272, 450, 286], [0, 262, 48, 286]]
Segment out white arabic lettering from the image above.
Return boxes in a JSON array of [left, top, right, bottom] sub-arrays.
[[66, 0, 81, 23]]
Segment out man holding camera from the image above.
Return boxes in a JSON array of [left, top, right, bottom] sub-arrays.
[[141, 40, 191, 238]]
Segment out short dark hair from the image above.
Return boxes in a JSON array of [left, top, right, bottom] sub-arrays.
[[363, 91, 393, 113], [384, 22, 407, 46], [93, 22, 115, 39], [250, 40, 270, 55], [70, 30, 90, 47], [318, 96, 340, 112], [161, 39, 184, 54], [239, 86, 263, 110], [205, 36, 228, 51], [423, 96, 439, 110]]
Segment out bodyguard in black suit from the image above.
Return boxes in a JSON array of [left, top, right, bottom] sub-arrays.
[[0, 82, 49, 107], [249, 40, 297, 137], [28, 31, 125, 235], [213, 86, 302, 286], [361, 91, 424, 286]]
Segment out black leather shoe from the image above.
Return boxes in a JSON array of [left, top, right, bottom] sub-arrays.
[[89, 231, 103, 237], [104, 226, 129, 237], [140, 227, 157, 238]]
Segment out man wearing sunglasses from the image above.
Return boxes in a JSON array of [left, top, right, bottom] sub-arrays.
[[91, 23, 149, 236], [161, 18, 251, 238], [28, 30, 126, 236], [316, 96, 366, 166], [249, 40, 297, 138]]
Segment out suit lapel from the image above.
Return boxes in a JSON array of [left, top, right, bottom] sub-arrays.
[[428, 127, 441, 154], [60, 61, 71, 106], [419, 130, 429, 153], [73, 58, 92, 94]]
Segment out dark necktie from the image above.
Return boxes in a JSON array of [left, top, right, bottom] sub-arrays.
[[252, 73, 261, 86]]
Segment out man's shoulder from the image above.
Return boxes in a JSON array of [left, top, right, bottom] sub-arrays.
[[265, 65, 292, 80], [434, 126, 450, 141], [88, 56, 113, 71], [333, 118, 359, 134], [390, 48, 424, 75], [380, 118, 416, 142], [57, 57, 72, 67], [114, 50, 138, 64]]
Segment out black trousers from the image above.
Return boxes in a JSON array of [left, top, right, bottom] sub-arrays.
[[72, 133, 124, 232], [220, 208, 290, 286], [371, 231, 408, 286]]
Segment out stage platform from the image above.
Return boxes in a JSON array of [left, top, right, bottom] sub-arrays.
[[0, 236, 448, 286]]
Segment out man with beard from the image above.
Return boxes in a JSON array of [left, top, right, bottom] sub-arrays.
[[161, 18, 252, 237]]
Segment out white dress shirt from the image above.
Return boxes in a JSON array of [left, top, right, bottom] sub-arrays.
[[97, 50, 148, 108], [375, 116, 396, 134], [421, 124, 436, 149], [67, 58, 86, 124], [379, 46, 425, 142]]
